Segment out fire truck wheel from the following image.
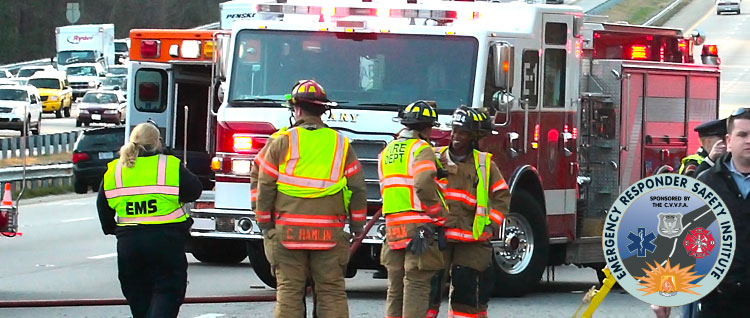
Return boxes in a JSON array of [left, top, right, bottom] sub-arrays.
[[491, 189, 548, 297], [247, 241, 277, 288], [191, 239, 247, 264]]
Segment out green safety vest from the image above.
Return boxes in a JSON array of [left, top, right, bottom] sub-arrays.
[[276, 127, 349, 198], [438, 147, 492, 239], [103, 155, 187, 225], [379, 138, 433, 214], [678, 153, 705, 175]]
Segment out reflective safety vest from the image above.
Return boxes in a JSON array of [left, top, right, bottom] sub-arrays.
[[276, 127, 349, 198], [379, 138, 435, 214], [678, 153, 704, 175], [103, 155, 187, 225], [437, 147, 493, 240]]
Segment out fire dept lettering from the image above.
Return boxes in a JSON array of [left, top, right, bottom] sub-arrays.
[[125, 199, 157, 215], [383, 143, 406, 164], [285, 227, 333, 242]]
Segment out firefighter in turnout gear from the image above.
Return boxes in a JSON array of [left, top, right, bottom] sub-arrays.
[[255, 80, 368, 318], [678, 118, 727, 177], [426, 107, 510, 318], [379, 100, 446, 318], [97, 122, 203, 318]]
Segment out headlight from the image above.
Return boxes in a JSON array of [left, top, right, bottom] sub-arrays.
[[231, 159, 252, 176], [88, 81, 97, 87], [49, 96, 59, 101], [13, 107, 26, 115], [104, 109, 118, 114]]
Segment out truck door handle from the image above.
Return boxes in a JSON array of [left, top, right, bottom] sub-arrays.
[[507, 132, 519, 159], [660, 149, 670, 161]]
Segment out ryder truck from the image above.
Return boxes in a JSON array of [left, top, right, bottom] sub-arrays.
[[127, 0, 720, 296]]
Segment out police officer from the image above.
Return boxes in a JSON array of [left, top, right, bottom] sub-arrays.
[[97, 122, 202, 318], [255, 80, 367, 318], [678, 118, 727, 177], [379, 100, 446, 318], [427, 107, 510, 318]]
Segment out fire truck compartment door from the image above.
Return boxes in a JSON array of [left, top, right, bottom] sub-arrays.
[[619, 72, 644, 192], [129, 61, 174, 142]]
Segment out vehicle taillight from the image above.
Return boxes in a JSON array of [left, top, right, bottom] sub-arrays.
[[138, 83, 159, 101], [72, 152, 90, 163], [678, 39, 694, 63], [532, 124, 540, 149], [630, 45, 649, 60], [216, 121, 277, 154], [233, 134, 258, 153], [140, 40, 160, 59]]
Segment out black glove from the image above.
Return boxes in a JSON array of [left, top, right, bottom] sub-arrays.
[[406, 224, 434, 255], [436, 168, 449, 179]]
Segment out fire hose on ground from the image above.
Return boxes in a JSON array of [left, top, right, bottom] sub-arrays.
[[0, 210, 384, 308]]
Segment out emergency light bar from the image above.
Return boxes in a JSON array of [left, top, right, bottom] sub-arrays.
[[254, 3, 479, 21]]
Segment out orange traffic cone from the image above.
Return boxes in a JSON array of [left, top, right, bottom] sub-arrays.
[[2, 183, 12, 206]]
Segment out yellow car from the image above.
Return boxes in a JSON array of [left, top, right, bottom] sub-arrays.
[[27, 71, 73, 118]]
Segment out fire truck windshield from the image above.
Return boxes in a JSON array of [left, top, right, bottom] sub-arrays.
[[228, 30, 478, 111]]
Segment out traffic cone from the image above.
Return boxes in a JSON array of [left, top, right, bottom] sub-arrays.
[[2, 183, 12, 206]]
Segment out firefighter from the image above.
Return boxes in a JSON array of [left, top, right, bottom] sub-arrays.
[[97, 122, 203, 318], [254, 79, 368, 318], [379, 100, 446, 318], [426, 107, 510, 318], [678, 118, 727, 177]]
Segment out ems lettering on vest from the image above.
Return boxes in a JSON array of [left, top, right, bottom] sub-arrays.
[[383, 143, 407, 164], [126, 199, 158, 215]]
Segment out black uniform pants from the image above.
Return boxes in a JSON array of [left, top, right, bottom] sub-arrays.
[[117, 227, 188, 318], [700, 286, 750, 317]]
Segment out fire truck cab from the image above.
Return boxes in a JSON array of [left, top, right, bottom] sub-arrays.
[[127, 0, 720, 296]]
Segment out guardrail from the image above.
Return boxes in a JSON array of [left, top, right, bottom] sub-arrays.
[[644, 0, 683, 26], [0, 131, 80, 159], [0, 163, 73, 195]]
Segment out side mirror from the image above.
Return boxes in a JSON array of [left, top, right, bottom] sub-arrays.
[[691, 29, 706, 46], [213, 34, 231, 81], [492, 42, 514, 91]]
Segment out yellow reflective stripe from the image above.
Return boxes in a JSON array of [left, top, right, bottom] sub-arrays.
[[277, 174, 340, 189], [105, 185, 180, 199], [329, 133, 346, 181], [285, 128, 300, 175]]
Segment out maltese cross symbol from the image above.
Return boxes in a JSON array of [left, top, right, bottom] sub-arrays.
[[627, 227, 657, 257]]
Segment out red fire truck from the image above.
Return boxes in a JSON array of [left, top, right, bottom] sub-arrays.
[[127, 0, 721, 296]]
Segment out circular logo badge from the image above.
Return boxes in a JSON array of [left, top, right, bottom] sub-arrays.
[[602, 174, 736, 307]]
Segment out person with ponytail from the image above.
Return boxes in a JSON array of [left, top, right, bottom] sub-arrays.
[[96, 122, 202, 318]]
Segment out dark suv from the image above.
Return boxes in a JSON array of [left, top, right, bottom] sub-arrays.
[[72, 126, 125, 193]]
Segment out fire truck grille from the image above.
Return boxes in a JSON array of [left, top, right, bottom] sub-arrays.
[[349, 139, 387, 203]]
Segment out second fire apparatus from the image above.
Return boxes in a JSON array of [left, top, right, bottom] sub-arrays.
[[127, 0, 721, 296]]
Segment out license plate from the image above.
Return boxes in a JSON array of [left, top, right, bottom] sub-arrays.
[[92, 114, 101, 120], [191, 218, 216, 231], [98, 152, 114, 160]]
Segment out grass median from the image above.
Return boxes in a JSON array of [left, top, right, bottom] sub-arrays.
[[0, 152, 72, 168], [603, 0, 690, 26]]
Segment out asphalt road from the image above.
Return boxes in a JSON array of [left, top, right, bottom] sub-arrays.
[[0, 193, 653, 318]]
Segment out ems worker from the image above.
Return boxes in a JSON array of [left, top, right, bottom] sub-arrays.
[[97, 122, 202, 318], [678, 118, 727, 177], [427, 107, 510, 318], [379, 100, 446, 318], [255, 80, 367, 318]]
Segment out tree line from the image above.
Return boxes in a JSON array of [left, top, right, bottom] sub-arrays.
[[0, 0, 223, 65]]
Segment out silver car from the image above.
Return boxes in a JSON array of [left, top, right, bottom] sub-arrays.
[[717, 1, 741, 14]]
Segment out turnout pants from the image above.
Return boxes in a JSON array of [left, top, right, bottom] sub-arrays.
[[264, 229, 350, 318], [117, 227, 188, 318], [427, 241, 493, 318], [381, 239, 444, 318]]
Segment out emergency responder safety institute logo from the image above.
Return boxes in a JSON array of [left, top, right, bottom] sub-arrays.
[[602, 174, 736, 307]]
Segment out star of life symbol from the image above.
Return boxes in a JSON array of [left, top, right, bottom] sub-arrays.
[[683, 227, 715, 259], [627, 227, 657, 257]]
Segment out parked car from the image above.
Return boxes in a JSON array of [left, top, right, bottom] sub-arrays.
[[0, 69, 12, 79], [65, 63, 107, 98], [114, 39, 130, 64], [717, 1, 741, 14], [0, 86, 42, 135], [27, 71, 73, 118], [72, 126, 125, 193], [77, 90, 126, 126]]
